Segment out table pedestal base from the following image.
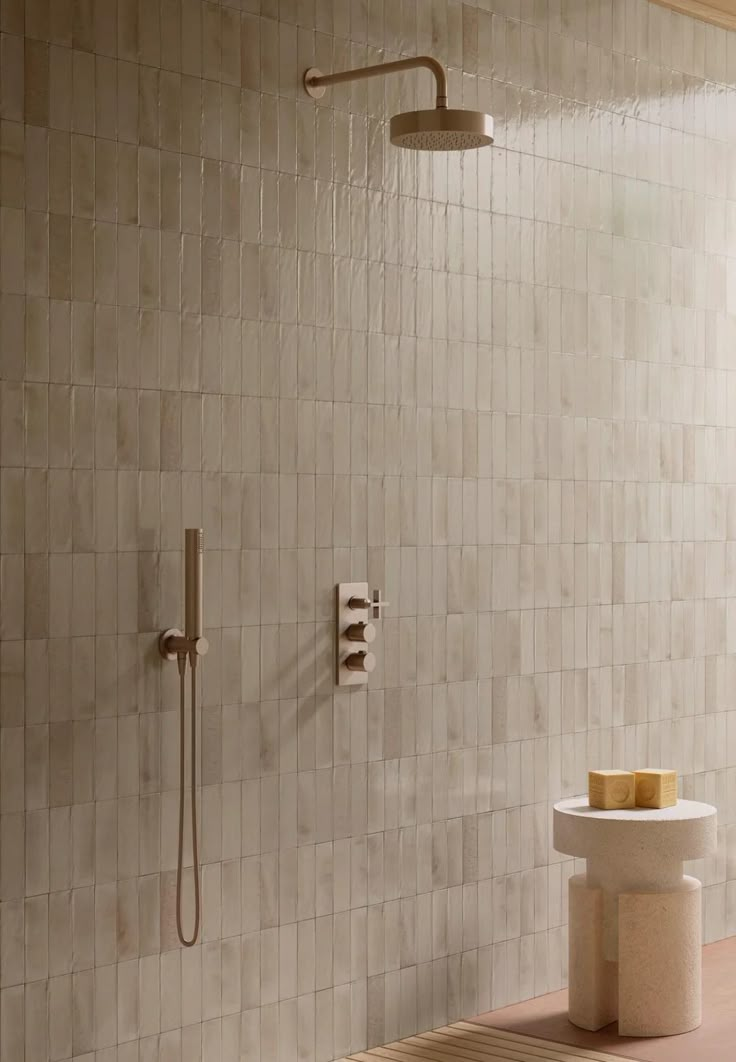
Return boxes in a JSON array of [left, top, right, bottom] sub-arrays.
[[569, 874, 702, 1037], [568, 875, 618, 1031]]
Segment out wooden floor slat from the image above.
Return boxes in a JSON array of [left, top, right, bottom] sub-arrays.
[[347, 1022, 639, 1062], [454, 1024, 631, 1062], [376, 1034, 552, 1062], [419, 1028, 610, 1062]]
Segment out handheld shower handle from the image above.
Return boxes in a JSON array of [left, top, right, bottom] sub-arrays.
[[184, 528, 204, 641], [159, 528, 208, 663]]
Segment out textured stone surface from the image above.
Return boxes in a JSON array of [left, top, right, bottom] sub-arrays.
[[554, 798, 717, 866], [556, 799, 716, 1037], [618, 877, 702, 1036], [556, 797, 715, 959], [568, 875, 619, 1032]]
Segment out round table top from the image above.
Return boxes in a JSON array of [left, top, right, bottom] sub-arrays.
[[553, 797, 717, 862], [555, 797, 716, 823]]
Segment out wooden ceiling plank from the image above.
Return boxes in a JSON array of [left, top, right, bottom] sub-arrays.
[[649, 0, 736, 32]]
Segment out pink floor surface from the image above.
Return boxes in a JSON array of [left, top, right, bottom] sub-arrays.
[[474, 937, 736, 1061]]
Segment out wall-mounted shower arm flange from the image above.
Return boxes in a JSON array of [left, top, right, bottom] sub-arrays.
[[304, 55, 449, 108]]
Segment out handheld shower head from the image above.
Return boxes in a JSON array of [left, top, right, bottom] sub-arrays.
[[184, 528, 204, 641], [303, 56, 494, 152]]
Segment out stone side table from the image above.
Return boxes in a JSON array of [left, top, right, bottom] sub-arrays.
[[554, 797, 717, 1037]]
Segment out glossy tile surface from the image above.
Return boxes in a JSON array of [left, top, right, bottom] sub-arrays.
[[1, 1, 736, 1060]]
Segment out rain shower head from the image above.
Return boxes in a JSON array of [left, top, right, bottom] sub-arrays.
[[390, 108, 493, 151], [303, 56, 494, 152]]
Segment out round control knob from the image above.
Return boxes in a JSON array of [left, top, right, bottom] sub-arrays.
[[346, 622, 376, 644], [345, 651, 376, 673]]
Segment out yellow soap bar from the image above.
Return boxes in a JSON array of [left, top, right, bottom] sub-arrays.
[[588, 770, 635, 810], [635, 769, 677, 809]]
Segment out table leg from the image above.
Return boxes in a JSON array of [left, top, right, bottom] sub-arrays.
[[618, 876, 702, 1036], [568, 874, 618, 1031]]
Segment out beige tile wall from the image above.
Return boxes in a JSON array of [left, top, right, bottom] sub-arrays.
[[1, 0, 736, 1059]]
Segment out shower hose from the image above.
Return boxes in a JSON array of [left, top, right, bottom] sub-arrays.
[[176, 652, 200, 946]]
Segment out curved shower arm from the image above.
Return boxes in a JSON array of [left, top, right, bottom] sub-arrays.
[[304, 55, 449, 108]]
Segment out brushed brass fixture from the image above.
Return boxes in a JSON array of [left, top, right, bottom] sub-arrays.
[[346, 621, 376, 643], [303, 56, 493, 151], [304, 55, 448, 103], [336, 582, 389, 685], [159, 530, 209, 662], [346, 651, 377, 673], [185, 527, 203, 641], [348, 595, 372, 610], [159, 528, 209, 947], [349, 589, 391, 618], [158, 629, 209, 660]]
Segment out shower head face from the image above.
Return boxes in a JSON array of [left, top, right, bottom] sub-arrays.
[[390, 107, 494, 150]]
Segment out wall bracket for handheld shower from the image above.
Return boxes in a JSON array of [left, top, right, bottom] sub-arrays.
[[303, 55, 493, 151], [159, 628, 209, 662]]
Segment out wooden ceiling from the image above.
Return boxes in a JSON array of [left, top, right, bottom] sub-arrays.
[[650, 0, 736, 31]]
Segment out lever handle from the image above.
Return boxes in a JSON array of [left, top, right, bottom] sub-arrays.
[[348, 589, 390, 619], [370, 589, 389, 619]]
